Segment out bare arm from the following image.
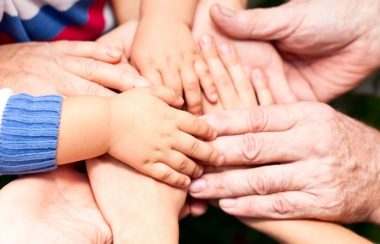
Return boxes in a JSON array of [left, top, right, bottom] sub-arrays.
[[243, 219, 371, 244], [110, 0, 141, 24], [140, 0, 198, 27]]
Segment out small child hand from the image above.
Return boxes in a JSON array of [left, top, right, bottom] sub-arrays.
[[108, 86, 221, 187], [131, 17, 203, 115]]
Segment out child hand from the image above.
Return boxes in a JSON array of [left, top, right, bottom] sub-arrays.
[[108, 86, 221, 187], [131, 17, 203, 115]]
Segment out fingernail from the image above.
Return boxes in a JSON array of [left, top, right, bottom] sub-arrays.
[[201, 35, 212, 47], [216, 155, 225, 166], [219, 44, 230, 56], [195, 167, 204, 178], [217, 4, 236, 17], [107, 49, 122, 58], [184, 178, 191, 187], [134, 76, 151, 87], [177, 96, 184, 105], [210, 92, 218, 102], [220, 199, 236, 208], [190, 179, 206, 193]]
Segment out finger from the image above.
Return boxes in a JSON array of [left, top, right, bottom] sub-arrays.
[[52, 41, 122, 63], [209, 3, 300, 41], [200, 35, 240, 110], [201, 104, 303, 135], [218, 44, 257, 107], [176, 111, 217, 140], [150, 86, 184, 108], [190, 163, 303, 199], [190, 198, 209, 217], [251, 69, 274, 106], [161, 68, 183, 98], [181, 64, 203, 115], [57, 71, 116, 97], [141, 68, 163, 85], [166, 150, 203, 178], [219, 192, 317, 219], [194, 58, 218, 103], [147, 162, 191, 188], [61, 56, 142, 91], [209, 132, 301, 165], [173, 131, 221, 164]]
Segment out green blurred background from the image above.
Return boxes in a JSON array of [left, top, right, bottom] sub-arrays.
[[1, 0, 380, 243]]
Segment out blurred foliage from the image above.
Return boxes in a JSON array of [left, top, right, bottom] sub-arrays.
[[1, 0, 380, 243]]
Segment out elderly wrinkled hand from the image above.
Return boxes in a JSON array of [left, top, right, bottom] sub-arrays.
[[191, 102, 380, 224], [210, 0, 380, 102], [0, 41, 143, 96]]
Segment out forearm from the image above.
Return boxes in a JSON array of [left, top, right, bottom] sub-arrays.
[[243, 219, 371, 244], [56, 96, 109, 165], [140, 0, 198, 26], [111, 0, 141, 24]]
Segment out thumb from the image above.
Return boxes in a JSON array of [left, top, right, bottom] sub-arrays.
[[210, 3, 301, 41]]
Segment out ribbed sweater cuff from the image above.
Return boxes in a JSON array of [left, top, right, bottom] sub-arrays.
[[0, 94, 63, 175]]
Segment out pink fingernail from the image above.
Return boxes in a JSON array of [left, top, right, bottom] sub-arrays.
[[190, 179, 206, 192], [177, 96, 184, 105], [201, 35, 212, 47], [210, 93, 218, 102], [217, 4, 236, 17], [219, 44, 230, 56], [220, 199, 236, 208], [184, 178, 191, 187], [107, 49, 122, 58]]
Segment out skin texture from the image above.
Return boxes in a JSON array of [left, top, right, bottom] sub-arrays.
[[57, 86, 220, 187], [0, 41, 143, 96], [0, 166, 112, 244], [209, 0, 380, 102], [192, 0, 296, 104], [196, 35, 369, 243], [86, 155, 186, 244], [131, 0, 203, 115], [190, 102, 380, 224]]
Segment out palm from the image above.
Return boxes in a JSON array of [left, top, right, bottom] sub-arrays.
[[0, 167, 112, 244]]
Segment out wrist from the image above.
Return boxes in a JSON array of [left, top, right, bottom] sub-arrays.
[[111, 214, 179, 244], [57, 96, 110, 164]]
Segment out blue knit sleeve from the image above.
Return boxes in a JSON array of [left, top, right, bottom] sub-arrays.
[[0, 93, 63, 175]]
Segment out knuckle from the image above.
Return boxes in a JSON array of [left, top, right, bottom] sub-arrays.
[[159, 170, 173, 182], [190, 140, 200, 155], [271, 194, 292, 215], [248, 172, 269, 195], [246, 107, 268, 132], [84, 60, 99, 79], [184, 79, 200, 92], [177, 158, 189, 172], [240, 133, 260, 163], [85, 84, 104, 96], [212, 176, 228, 193]]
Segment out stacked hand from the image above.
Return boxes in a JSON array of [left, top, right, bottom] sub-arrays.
[[209, 0, 380, 101]]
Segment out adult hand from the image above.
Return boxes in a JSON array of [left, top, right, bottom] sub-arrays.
[[193, 0, 298, 103], [0, 166, 112, 244], [86, 155, 186, 244], [191, 102, 380, 224], [0, 41, 142, 96], [210, 0, 380, 101]]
